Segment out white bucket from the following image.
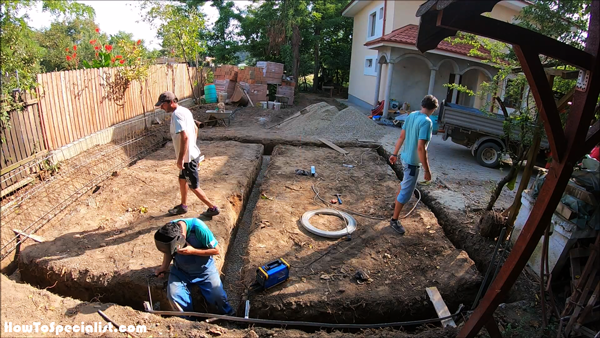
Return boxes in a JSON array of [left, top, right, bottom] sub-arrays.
[[260, 101, 268, 109], [273, 102, 281, 110], [268, 101, 274, 109]]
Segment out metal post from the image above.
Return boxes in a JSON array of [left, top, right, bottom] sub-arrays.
[[374, 61, 383, 106]]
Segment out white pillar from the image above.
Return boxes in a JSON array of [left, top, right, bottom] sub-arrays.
[[451, 74, 461, 103], [427, 68, 437, 95], [373, 62, 382, 106], [382, 62, 394, 120]]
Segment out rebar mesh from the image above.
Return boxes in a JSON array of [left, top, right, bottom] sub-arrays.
[[0, 111, 169, 261]]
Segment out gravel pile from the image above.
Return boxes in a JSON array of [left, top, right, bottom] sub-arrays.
[[282, 102, 339, 136], [316, 106, 388, 141], [282, 102, 388, 142]]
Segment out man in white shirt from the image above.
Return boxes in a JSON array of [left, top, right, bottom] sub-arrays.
[[155, 91, 220, 217]]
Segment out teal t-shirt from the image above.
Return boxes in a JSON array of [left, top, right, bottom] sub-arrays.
[[400, 111, 432, 166], [172, 218, 218, 249]]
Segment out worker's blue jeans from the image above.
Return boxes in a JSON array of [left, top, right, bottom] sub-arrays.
[[167, 259, 233, 315]]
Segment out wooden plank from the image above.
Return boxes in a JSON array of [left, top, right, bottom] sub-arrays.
[[59, 71, 74, 144], [12, 229, 45, 243], [9, 109, 28, 161], [82, 69, 97, 134], [318, 138, 349, 155], [71, 70, 86, 139], [556, 202, 575, 219], [54, 71, 69, 146], [426, 287, 457, 328], [269, 111, 301, 129], [44, 72, 60, 149], [91, 68, 105, 130], [74, 69, 89, 138], [35, 74, 52, 150], [15, 105, 33, 158], [31, 99, 47, 152], [1, 177, 33, 198]]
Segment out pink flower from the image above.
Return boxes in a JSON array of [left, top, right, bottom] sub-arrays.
[[90, 39, 97, 45], [66, 55, 72, 61], [73, 45, 77, 51], [95, 27, 100, 33], [116, 55, 122, 59], [137, 39, 141, 45], [94, 46, 100, 50], [105, 45, 113, 52], [111, 58, 116, 63], [65, 47, 70, 52], [119, 59, 125, 64]]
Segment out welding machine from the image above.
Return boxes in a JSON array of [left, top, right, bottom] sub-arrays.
[[255, 258, 290, 290]]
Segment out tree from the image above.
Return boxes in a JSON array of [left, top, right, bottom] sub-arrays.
[[142, 1, 208, 62], [207, 0, 243, 65], [0, 0, 94, 132]]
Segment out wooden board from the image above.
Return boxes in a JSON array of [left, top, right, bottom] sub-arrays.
[[317, 138, 349, 155], [426, 286, 457, 328]]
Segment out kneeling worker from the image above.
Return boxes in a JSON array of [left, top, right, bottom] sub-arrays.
[[154, 218, 233, 315]]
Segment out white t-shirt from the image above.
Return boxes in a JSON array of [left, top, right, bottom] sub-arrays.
[[170, 106, 201, 163]]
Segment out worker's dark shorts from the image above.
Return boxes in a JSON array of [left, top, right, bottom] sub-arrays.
[[179, 157, 200, 189]]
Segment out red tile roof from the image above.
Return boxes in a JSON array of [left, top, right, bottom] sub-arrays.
[[365, 24, 492, 60]]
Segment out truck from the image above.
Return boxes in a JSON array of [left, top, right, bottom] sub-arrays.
[[438, 101, 548, 168]]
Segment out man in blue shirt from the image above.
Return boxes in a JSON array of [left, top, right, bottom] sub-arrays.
[[389, 95, 438, 234], [154, 218, 233, 315]]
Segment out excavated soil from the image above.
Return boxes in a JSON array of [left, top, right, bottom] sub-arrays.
[[241, 145, 482, 323], [1, 274, 459, 338], [17, 141, 263, 311]]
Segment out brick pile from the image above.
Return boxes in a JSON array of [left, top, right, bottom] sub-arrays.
[[214, 65, 239, 100], [238, 82, 268, 104], [276, 79, 295, 105], [256, 61, 284, 85], [237, 67, 265, 84]]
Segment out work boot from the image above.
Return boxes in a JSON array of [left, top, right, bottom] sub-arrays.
[[390, 218, 406, 235], [168, 204, 188, 216], [202, 206, 220, 217]]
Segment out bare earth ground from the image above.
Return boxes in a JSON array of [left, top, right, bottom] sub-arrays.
[[241, 145, 481, 323], [17, 141, 262, 311], [1, 274, 458, 338]]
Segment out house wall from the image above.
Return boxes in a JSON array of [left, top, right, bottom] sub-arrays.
[[346, 1, 524, 109], [391, 1, 421, 30], [347, 0, 385, 107], [388, 49, 498, 111]]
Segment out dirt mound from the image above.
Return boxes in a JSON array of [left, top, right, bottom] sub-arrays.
[[282, 102, 340, 136], [316, 106, 388, 141]]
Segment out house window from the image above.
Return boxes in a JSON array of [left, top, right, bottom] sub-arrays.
[[369, 12, 377, 38], [364, 56, 377, 76], [366, 4, 384, 41]]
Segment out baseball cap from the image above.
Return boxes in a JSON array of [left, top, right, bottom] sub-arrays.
[[155, 91, 178, 106]]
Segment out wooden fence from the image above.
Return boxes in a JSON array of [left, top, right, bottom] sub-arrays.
[[0, 97, 47, 191], [1, 64, 206, 192], [36, 64, 203, 150]]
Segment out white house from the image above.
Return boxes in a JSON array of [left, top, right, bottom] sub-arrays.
[[342, 0, 529, 115]]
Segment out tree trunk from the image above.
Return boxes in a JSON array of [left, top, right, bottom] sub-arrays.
[[486, 145, 526, 211], [313, 27, 320, 92], [291, 24, 301, 88]]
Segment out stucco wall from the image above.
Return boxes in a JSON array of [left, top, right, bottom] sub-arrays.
[[348, 1, 384, 106], [347, 1, 523, 108]]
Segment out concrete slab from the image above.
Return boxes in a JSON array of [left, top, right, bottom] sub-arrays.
[[18, 141, 263, 311], [242, 145, 481, 323]]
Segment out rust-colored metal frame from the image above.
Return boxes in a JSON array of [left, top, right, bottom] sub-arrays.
[[416, 1, 600, 337]]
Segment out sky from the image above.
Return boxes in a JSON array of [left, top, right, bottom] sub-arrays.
[[24, 1, 253, 51]]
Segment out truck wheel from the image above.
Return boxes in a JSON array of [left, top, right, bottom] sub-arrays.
[[476, 142, 501, 168]]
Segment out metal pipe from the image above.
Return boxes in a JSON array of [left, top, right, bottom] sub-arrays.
[[143, 303, 465, 329], [471, 227, 506, 310]]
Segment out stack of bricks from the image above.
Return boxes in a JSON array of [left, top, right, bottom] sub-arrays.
[[214, 65, 239, 99], [214, 65, 238, 81], [237, 67, 265, 84], [256, 61, 284, 85], [276, 79, 296, 105], [238, 81, 268, 104]]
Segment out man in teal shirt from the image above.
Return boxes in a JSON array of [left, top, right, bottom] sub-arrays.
[[389, 95, 438, 234]]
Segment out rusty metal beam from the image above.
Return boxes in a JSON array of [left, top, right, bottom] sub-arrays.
[[514, 45, 566, 163], [485, 318, 502, 338], [584, 121, 600, 154], [456, 1, 600, 337], [436, 11, 595, 71]]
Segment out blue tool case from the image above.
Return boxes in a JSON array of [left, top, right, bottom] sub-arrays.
[[256, 258, 290, 290]]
